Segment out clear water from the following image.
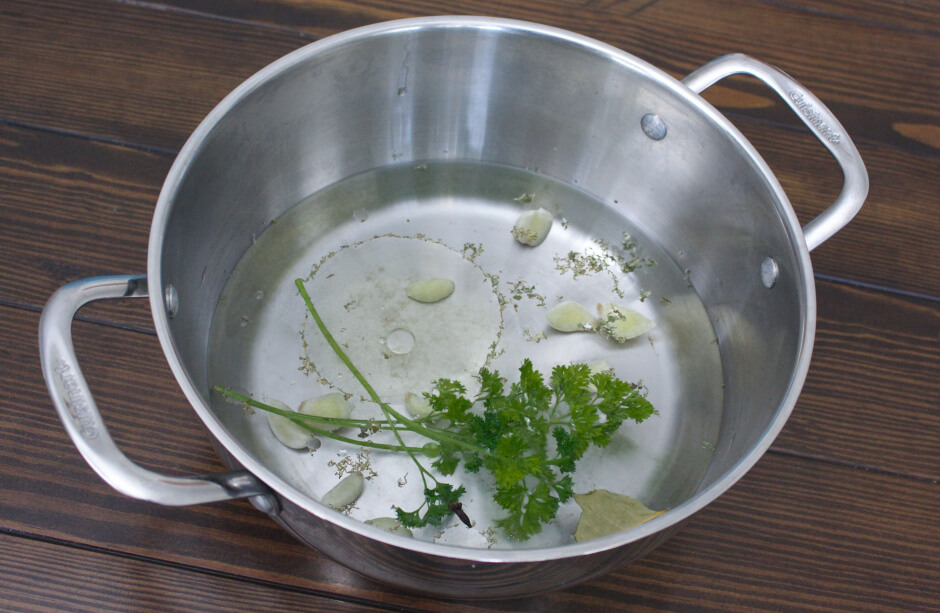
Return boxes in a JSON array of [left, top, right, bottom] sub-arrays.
[[208, 161, 723, 549]]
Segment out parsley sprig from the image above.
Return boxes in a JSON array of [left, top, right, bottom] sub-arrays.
[[217, 278, 655, 541], [423, 359, 654, 539]]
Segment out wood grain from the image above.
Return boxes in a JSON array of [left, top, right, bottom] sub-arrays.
[[778, 282, 940, 479], [2, 85, 937, 307], [0, 533, 387, 613], [717, 121, 939, 297], [153, 0, 658, 37], [629, 0, 938, 117], [4, 0, 937, 157], [0, 123, 162, 328], [567, 454, 939, 612], [762, 0, 940, 34], [1, 0, 937, 609], [4, 266, 936, 495], [4, 389, 937, 613], [0, 0, 310, 151], [2, 283, 937, 609], [151, 0, 940, 155]]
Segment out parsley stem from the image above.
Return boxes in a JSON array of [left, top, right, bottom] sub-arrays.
[[297, 279, 450, 487], [295, 279, 485, 457], [218, 387, 382, 428], [296, 280, 397, 414], [214, 386, 427, 453], [301, 427, 425, 454]]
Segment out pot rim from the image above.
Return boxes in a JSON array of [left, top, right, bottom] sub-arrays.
[[147, 15, 816, 563]]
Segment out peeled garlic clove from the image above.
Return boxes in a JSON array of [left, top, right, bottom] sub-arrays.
[[265, 399, 311, 449], [366, 517, 414, 537], [597, 303, 655, 342], [405, 392, 433, 419], [588, 359, 613, 375], [546, 301, 597, 332], [512, 207, 553, 247], [406, 278, 455, 303], [586, 359, 613, 394], [321, 472, 364, 509], [299, 392, 353, 432]]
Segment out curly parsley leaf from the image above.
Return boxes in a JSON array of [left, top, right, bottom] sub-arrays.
[[419, 359, 654, 541], [251, 281, 659, 541], [395, 482, 466, 529]]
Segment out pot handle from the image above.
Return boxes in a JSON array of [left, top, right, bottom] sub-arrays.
[[682, 53, 868, 251], [39, 275, 278, 512]]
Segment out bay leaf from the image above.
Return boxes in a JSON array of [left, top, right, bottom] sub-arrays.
[[573, 489, 666, 542]]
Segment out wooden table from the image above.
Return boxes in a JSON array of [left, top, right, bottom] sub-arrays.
[[1, 1, 937, 610]]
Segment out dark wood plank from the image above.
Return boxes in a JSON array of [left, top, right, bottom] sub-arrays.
[[760, 0, 940, 34], [638, 0, 940, 120], [4, 369, 938, 613], [561, 453, 940, 612], [2, 277, 937, 609], [0, 124, 163, 329], [0, 305, 486, 611], [775, 281, 940, 479], [721, 120, 939, 298], [153, 0, 940, 40], [0, 0, 311, 151], [625, 0, 940, 157], [0, 533, 388, 613], [3, 0, 936, 156], [3, 222, 936, 487], [150, 0, 656, 36], [1, 1, 937, 609], [149, 0, 940, 154], [2, 85, 937, 314]]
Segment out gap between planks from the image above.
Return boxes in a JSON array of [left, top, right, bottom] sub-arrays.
[[0, 526, 425, 613]]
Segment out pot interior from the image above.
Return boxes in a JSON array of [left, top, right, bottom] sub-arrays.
[[154, 19, 809, 553]]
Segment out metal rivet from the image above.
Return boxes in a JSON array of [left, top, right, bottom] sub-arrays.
[[164, 284, 180, 318], [641, 113, 667, 140], [761, 257, 778, 289]]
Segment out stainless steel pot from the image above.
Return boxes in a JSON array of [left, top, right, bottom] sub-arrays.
[[40, 17, 867, 598]]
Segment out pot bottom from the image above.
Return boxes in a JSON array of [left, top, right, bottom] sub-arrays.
[[207, 160, 723, 551]]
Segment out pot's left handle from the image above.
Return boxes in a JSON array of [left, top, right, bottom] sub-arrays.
[[39, 275, 278, 513]]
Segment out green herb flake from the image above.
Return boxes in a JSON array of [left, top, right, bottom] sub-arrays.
[[423, 360, 654, 540], [508, 280, 547, 307], [553, 236, 655, 298], [461, 242, 484, 262], [217, 279, 656, 542]]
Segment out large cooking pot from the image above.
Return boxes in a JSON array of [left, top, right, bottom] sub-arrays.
[[39, 17, 867, 598]]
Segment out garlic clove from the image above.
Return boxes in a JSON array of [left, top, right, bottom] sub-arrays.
[[586, 359, 614, 394], [299, 392, 353, 432], [406, 278, 455, 303], [597, 303, 654, 342], [545, 301, 597, 332], [321, 472, 364, 509], [265, 399, 311, 449], [405, 392, 433, 419], [588, 359, 613, 375], [512, 207, 553, 247], [366, 517, 415, 537]]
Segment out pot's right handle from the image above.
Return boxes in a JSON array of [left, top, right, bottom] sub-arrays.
[[683, 53, 869, 252], [39, 275, 278, 513]]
